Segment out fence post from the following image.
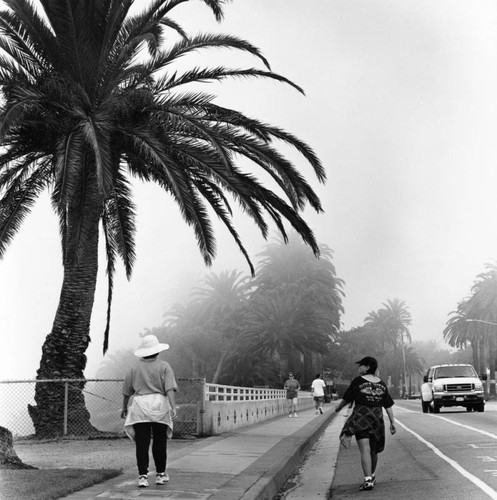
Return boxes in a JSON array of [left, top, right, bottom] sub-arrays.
[[199, 378, 206, 436], [64, 381, 68, 435]]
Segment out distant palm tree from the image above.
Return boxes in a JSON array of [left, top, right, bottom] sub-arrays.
[[242, 293, 332, 377], [363, 298, 411, 396], [254, 235, 344, 331], [404, 345, 424, 396], [254, 235, 344, 318], [382, 298, 412, 345], [0, 0, 324, 436], [445, 262, 497, 394], [364, 309, 390, 347], [444, 300, 484, 372], [192, 270, 250, 317], [192, 270, 249, 382], [413, 339, 451, 370], [163, 300, 215, 378], [219, 349, 280, 387], [245, 236, 344, 380]]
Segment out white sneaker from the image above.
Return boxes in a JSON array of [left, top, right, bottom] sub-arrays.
[[156, 472, 169, 485], [288, 413, 293, 418], [319, 407, 323, 414], [293, 412, 297, 417], [138, 475, 149, 488]]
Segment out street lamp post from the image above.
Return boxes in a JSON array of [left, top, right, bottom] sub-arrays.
[[465, 319, 497, 326]]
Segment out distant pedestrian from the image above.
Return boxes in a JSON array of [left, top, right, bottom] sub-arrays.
[[121, 335, 178, 488], [283, 372, 301, 417], [311, 373, 326, 414], [330, 356, 395, 491]]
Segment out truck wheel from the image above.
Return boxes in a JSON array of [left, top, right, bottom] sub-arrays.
[[466, 406, 472, 412], [433, 402, 441, 413], [422, 401, 430, 413], [477, 403, 485, 412]]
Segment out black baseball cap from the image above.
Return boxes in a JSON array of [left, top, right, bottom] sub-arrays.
[[356, 356, 378, 372]]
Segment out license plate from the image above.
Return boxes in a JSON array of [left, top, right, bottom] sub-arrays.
[[456, 397, 464, 402]]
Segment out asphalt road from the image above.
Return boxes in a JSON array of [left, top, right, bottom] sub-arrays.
[[279, 399, 497, 499]]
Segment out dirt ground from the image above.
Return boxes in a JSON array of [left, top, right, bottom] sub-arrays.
[[14, 437, 195, 471]]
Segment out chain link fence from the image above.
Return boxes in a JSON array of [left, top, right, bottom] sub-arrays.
[[0, 378, 204, 440]]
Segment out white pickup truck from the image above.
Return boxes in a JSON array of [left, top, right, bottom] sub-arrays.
[[420, 363, 485, 413]]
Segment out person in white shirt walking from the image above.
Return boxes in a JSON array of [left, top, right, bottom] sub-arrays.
[[311, 373, 326, 414]]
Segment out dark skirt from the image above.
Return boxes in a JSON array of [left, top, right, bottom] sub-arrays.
[[339, 404, 386, 453]]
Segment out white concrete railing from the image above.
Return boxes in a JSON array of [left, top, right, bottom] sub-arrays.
[[204, 383, 293, 402], [200, 383, 315, 435]]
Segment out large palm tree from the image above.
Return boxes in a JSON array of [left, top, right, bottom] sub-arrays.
[[443, 300, 485, 373], [0, 0, 325, 436], [444, 262, 497, 395], [253, 235, 345, 337], [243, 236, 344, 381]]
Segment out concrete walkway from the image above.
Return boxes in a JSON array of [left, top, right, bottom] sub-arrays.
[[62, 405, 340, 500]]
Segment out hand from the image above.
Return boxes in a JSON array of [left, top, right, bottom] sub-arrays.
[[120, 409, 128, 420], [390, 422, 396, 435], [171, 408, 177, 420]]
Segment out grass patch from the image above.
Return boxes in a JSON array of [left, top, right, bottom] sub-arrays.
[[0, 468, 122, 500]]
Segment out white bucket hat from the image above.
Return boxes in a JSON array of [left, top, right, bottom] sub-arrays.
[[134, 335, 170, 357]]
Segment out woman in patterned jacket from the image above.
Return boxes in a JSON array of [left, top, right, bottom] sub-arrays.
[[330, 356, 396, 491]]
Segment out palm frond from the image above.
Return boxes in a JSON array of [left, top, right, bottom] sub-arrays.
[[0, 162, 50, 258], [156, 67, 303, 94], [101, 214, 116, 355], [150, 33, 271, 73], [78, 116, 114, 198], [103, 173, 136, 278], [0, 2, 55, 73]]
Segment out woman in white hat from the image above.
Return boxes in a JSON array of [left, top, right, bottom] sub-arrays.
[[121, 335, 177, 488]]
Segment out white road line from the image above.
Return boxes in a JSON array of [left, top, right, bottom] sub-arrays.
[[434, 416, 497, 440], [396, 405, 497, 440], [395, 419, 497, 499]]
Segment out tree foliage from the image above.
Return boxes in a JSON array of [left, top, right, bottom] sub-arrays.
[[444, 261, 497, 392], [0, 0, 326, 435], [111, 236, 345, 386]]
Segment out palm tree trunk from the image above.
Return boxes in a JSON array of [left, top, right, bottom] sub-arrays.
[[212, 349, 231, 384], [280, 351, 290, 378], [28, 190, 101, 437], [0, 426, 36, 469]]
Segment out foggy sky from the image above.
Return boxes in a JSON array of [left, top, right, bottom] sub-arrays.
[[2, 0, 497, 379]]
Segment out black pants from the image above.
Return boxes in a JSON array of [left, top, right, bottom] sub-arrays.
[[133, 422, 168, 475]]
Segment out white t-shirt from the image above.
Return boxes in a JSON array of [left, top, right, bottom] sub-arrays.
[[311, 378, 326, 397]]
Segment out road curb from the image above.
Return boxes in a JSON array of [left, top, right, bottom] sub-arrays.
[[209, 409, 336, 500]]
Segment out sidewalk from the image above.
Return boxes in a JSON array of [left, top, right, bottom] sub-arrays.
[[62, 405, 339, 500]]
